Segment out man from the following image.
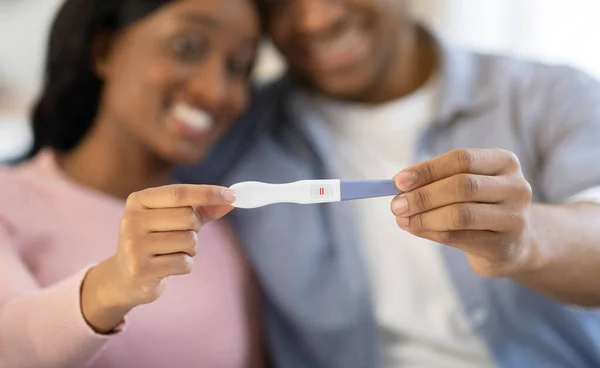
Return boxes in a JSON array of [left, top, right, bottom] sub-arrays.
[[177, 1, 600, 367]]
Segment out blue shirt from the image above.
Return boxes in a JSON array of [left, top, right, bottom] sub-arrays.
[[176, 36, 600, 368]]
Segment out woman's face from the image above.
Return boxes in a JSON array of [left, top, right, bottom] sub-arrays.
[[95, 0, 259, 163]]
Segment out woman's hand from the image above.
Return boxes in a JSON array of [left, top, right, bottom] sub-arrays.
[[81, 184, 236, 333]]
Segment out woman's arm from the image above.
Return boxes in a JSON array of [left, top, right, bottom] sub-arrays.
[[0, 226, 114, 368], [1, 184, 237, 368]]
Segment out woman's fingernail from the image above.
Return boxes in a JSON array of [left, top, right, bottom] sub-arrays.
[[222, 189, 237, 202], [395, 172, 416, 191], [392, 197, 409, 216]]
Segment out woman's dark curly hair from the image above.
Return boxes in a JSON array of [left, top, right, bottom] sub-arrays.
[[30, 0, 179, 157], [30, 0, 267, 158]]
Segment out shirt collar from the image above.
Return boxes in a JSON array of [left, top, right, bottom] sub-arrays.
[[431, 29, 498, 126]]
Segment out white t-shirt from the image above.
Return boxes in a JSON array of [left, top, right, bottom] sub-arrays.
[[292, 74, 600, 367], [293, 77, 496, 368]]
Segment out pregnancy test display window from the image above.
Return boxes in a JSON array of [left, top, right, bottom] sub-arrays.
[[311, 184, 334, 199]]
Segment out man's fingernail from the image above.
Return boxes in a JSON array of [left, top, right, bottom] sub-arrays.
[[392, 197, 409, 216], [395, 172, 415, 191], [222, 189, 237, 202], [396, 217, 410, 228]]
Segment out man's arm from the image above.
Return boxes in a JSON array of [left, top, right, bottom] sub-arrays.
[[514, 202, 600, 307], [391, 149, 600, 307], [511, 65, 600, 306]]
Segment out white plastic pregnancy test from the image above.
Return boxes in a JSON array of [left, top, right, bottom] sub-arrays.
[[230, 179, 403, 209]]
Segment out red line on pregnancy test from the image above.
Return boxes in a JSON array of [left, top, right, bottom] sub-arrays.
[[320, 188, 324, 196]]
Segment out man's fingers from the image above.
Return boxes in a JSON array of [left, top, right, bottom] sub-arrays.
[[392, 174, 524, 216], [403, 229, 524, 277], [394, 149, 522, 191], [408, 229, 509, 258], [396, 203, 526, 233], [127, 184, 236, 210]]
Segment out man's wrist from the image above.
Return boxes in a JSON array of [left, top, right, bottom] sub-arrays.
[[509, 204, 549, 277]]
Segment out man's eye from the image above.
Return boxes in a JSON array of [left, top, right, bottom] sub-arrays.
[[227, 58, 252, 78]]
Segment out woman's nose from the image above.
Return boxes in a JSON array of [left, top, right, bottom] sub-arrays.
[[185, 56, 227, 113]]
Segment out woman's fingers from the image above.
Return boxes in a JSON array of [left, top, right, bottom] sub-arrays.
[[112, 184, 237, 309], [151, 252, 195, 278], [142, 231, 198, 257], [126, 207, 203, 233], [128, 184, 236, 210]]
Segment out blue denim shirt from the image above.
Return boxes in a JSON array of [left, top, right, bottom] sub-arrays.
[[176, 39, 600, 367]]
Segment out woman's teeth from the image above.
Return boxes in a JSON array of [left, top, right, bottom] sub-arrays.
[[172, 103, 214, 132]]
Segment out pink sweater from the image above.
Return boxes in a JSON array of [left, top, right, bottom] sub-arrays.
[[0, 151, 261, 368]]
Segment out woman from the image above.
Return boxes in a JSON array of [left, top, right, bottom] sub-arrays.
[[0, 0, 263, 367]]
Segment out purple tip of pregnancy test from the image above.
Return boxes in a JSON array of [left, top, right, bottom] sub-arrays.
[[340, 180, 403, 201]]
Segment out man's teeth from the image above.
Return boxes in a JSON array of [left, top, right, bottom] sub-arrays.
[[173, 103, 214, 132], [310, 29, 361, 59]]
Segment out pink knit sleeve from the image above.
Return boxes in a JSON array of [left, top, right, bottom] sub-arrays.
[[0, 226, 117, 368]]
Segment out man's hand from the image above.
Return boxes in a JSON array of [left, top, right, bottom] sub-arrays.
[[391, 148, 538, 278]]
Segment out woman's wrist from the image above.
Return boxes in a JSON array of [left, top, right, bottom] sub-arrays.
[[80, 258, 132, 334]]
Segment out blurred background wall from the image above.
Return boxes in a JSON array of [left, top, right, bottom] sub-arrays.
[[2, 0, 600, 162]]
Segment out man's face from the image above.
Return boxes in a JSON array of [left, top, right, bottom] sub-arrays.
[[261, 0, 409, 100]]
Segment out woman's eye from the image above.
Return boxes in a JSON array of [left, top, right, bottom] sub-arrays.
[[170, 35, 206, 61]]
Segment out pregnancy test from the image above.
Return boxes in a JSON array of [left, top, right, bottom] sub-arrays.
[[230, 180, 402, 209]]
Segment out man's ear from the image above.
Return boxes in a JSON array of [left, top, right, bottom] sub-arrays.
[[92, 33, 115, 79]]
